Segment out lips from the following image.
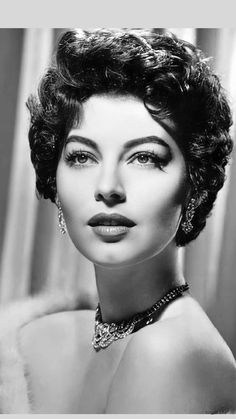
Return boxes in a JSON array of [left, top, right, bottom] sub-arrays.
[[87, 213, 136, 242], [88, 213, 136, 227]]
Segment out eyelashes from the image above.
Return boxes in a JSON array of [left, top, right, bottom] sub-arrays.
[[65, 150, 98, 167], [128, 151, 168, 169], [64, 149, 169, 170]]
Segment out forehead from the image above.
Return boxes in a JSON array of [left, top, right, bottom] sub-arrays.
[[69, 94, 178, 149]]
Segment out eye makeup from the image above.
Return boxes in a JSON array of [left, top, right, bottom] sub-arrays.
[[64, 149, 98, 167], [65, 134, 172, 156], [63, 134, 173, 170], [128, 149, 170, 170]]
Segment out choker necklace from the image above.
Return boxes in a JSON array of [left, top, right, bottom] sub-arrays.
[[92, 283, 189, 351]]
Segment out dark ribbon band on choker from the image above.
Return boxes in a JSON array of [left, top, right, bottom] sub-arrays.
[[92, 283, 189, 351]]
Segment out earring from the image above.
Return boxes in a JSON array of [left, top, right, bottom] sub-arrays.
[[181, 197, 196, 234], [56, 198, 67, 235]]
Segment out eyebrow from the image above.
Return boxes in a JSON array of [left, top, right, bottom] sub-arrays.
[[123, 136, 171, 152], [65, 135, 99, 151], [65, 135, 171, 153]]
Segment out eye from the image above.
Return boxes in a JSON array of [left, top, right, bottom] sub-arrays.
[[128, 151, 166, 169], [64, 150, 98, 167], [76, 153, 89, 164], [136, 154, 152, 164]]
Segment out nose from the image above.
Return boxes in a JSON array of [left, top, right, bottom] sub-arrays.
[[94, 166, 126, 205]]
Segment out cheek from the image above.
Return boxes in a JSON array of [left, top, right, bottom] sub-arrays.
[[131, 172, 187, 221], [56, 168, 89, 220], [136, 179, 186, 253]]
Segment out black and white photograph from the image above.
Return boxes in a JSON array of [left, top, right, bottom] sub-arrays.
[[0, 26, 236, 414]]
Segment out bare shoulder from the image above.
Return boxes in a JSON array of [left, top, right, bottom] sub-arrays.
[[106, 297, 236, 414], [19, 309, 95, 412]]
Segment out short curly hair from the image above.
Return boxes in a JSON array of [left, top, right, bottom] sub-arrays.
[[27, 28, 233, 246]]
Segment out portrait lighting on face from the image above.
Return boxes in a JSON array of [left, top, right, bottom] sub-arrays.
[[56, 94, 186, 268]]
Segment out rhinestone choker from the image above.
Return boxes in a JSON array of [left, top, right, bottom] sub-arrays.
[[92, 283, 189, 351]]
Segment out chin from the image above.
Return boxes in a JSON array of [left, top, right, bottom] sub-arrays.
[[74, 245, 140, 268], [84, 252, 138, 268], [77, 245, 162, 269], [69, 228, 176, 268]]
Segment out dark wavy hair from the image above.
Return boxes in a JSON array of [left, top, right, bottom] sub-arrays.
[[27, 28, 233, 246]]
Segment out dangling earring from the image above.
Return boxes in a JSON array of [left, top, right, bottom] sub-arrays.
[[56, 197, 67, 235], [181, 197, 196, 234]]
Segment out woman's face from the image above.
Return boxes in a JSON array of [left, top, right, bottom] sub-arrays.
[[56, 94, 187, 267]]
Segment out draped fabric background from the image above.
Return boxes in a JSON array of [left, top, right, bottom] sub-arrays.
[[0, 28, 236, 356]]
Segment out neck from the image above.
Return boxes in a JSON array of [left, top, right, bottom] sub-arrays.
[[94, 244, 185, 323]]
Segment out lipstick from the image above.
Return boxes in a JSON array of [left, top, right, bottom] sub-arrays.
[[88, 213, 136, 241]]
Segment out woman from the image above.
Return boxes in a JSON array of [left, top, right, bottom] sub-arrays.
[[1, 28, 236, 413]]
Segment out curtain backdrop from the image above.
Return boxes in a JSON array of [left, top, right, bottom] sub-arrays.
[[0, 28, 236, 356]]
